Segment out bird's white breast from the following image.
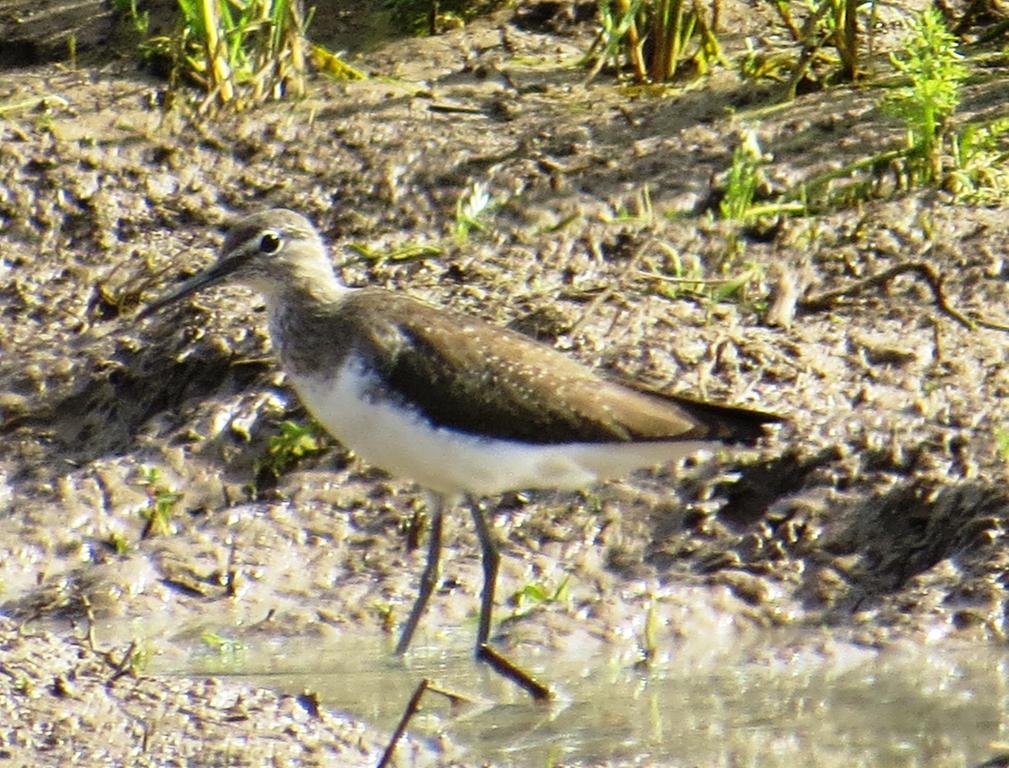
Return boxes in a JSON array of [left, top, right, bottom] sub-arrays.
[[289, 358, 719, 497]]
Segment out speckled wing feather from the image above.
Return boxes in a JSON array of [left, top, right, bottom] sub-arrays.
[[340, 290, 780, 445]]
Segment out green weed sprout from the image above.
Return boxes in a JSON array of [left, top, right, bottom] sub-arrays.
[[719, 130, 769, 223], [454, 181, 497, 244]]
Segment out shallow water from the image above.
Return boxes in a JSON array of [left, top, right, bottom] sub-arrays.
[[140, 628, 1009, 767]]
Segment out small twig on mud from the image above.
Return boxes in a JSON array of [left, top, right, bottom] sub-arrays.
[[225, 539, 240, 598], [81, 594, 98, 653], [105, 640, 139, 687], [798, 257, 994, 331], [427, 102, 486, 115]]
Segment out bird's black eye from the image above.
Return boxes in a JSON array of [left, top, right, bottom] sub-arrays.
[[259, 231, 282, 254]]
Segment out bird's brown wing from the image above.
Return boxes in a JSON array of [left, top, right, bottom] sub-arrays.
[[345, 290, 780, 445]]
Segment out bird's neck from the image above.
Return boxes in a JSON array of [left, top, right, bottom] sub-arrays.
[[262, 266, 354, 379], [254, 256, 347, 313]]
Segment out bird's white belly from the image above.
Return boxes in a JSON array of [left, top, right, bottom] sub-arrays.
[[290, 362, 718, 497]]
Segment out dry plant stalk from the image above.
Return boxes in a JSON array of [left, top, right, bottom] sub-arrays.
[[202, 0, 234, 104]]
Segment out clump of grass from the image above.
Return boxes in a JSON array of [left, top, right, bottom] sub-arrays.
[[644, 243, 706, 301], [108, 530, 130, 555], [719, 130, 769, 223], [128, 0, 342, 110], [187, 0, 305, 107], [384, 0, 481, 35], [510, 575, 571, 619], [884, 9, 1009, 201], [585, 0, 725, 83], [763, 0, 863, 97], [717, 130, 804, 222], [947, 117, 1009, 202], [604, 184, 656, 226], [713, 261, 767, 303], [790, 9, 1009, 207], [138, 466, 182, 537], [716, 130, 802, 264], [727, 9, 1008, 213], [128, 642, 154, 674], [113, 0, 150, 37], [254, 419, 326, 483], [199, 632, 246, 669]]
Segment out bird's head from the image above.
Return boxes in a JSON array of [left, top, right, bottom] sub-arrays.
[[139, 208, 337, 319]]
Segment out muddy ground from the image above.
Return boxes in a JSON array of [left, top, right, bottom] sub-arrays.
[[2, 1, 1009, 765]]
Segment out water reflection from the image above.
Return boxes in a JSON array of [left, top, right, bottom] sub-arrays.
[[145, 630, 1008, 767]]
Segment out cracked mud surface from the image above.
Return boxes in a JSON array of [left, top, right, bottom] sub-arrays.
[[3, 3, 1009, 765]]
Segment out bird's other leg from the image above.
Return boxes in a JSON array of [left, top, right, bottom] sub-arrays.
[[470, 499, 551, 700], [395, 493, 445, 656], [469, 499, 500, 648]]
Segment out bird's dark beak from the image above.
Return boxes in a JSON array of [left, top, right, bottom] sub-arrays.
[[137, 257, 239, 320]]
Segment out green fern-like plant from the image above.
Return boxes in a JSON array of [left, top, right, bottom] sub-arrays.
[[884, 8, 967, 185]]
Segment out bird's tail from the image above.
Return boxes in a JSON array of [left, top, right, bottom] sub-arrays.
[[663, 394, 783, 444]]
